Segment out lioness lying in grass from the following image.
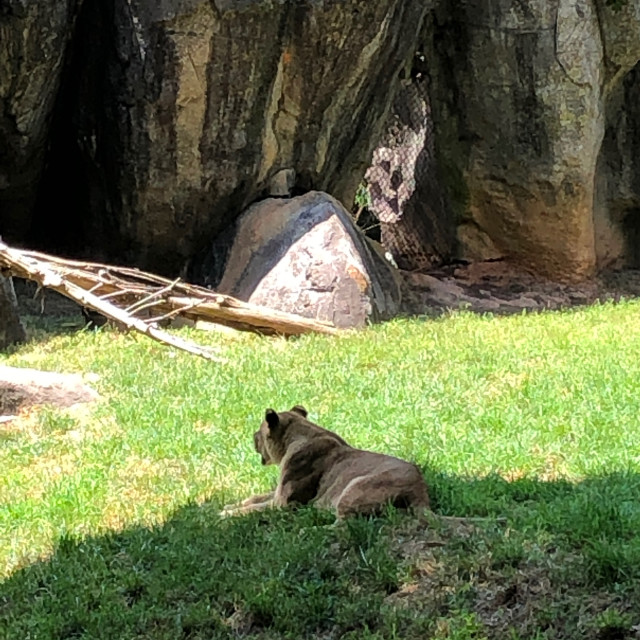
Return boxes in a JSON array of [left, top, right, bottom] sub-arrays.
[[221, 406, 430, 519]]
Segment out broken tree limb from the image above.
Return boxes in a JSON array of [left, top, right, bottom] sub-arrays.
[[148, 299, 205, 325], [0, 241, 339, 360], [0, 243, 225, 361], [124, 277, 181, 314]]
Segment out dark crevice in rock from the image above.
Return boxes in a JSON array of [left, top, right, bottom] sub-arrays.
[[622, 208, 640, 268], [29, 0, 119, 261], [0, 0, 84, 244], [594, 60, 640, 270]]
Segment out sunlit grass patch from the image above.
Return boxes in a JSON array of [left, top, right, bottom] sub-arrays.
[[1, 301, 640, 638]]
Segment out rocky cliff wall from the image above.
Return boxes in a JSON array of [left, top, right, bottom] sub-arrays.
[[0, 0, 83, 240], [1, 0, 427, 274], [2, 0, 640, 281]]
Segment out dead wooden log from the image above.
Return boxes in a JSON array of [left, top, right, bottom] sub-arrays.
[[0, 242, 225, 361], [0, 241, 339, 361]]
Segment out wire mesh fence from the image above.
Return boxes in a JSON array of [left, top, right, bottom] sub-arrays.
[[355, 52, 454, 271]]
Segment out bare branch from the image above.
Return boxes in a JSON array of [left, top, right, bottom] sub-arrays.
[[0, 241, 339, 364]]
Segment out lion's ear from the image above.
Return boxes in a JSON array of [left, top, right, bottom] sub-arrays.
[[290, 405, 308, 418], [265, 409, 280, 430]]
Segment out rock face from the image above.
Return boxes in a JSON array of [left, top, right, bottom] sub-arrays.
[[0, 275, 26, 350], [3, 0, 640, 283], [0, 0, 83, 241], [33, 0, 429, 273], [215, 192, 402, 328], [594, 61, 640, 269], [422, 0, 640, 280]]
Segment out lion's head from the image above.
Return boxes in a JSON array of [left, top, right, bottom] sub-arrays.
[[253, 405, 309, 465]]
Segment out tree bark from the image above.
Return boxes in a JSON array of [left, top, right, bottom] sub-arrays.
[[0, 275, 26, 350]]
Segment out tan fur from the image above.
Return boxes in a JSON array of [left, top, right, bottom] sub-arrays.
[[221, 406, 430, 519]]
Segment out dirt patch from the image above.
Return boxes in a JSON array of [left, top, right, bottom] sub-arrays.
[[402, 260, 640, 316], [383, 518, 639, 640], [0, 365, 99, 414]]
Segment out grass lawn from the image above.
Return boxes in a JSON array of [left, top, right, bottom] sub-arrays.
[[1, 301, 640, 639]]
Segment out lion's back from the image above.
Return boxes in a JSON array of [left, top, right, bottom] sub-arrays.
[[313, 448, 430, 516]]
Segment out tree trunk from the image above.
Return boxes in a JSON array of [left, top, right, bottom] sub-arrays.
[[0, 275, 26, 350]]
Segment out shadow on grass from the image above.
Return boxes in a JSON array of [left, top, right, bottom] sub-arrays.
[[2, 472, 640, 640], [8, 315, 90, 355], [12, 278, 87, 344]]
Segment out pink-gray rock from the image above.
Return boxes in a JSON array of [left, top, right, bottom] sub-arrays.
[[0, 366, 99, 414], [217, 192, 402, 328]]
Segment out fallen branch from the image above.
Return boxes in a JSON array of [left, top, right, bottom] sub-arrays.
[[124, 277, 181, 314], [0, 243, 225, 361], [0, 241, 339, 361], [148, 299, 204, 325]]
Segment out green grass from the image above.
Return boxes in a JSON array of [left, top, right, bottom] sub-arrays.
[[1, 302, 640, 638]]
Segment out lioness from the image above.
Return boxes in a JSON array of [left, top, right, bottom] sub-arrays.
[[221, 405, 430, 519]]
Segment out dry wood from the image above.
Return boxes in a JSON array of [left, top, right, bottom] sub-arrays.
[[0, 240, 338, 361]]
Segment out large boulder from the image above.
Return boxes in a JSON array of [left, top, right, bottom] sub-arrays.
[[31, 0, 429, 272], [215, 192, 402, 328], [423, 0, 605, 280]]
